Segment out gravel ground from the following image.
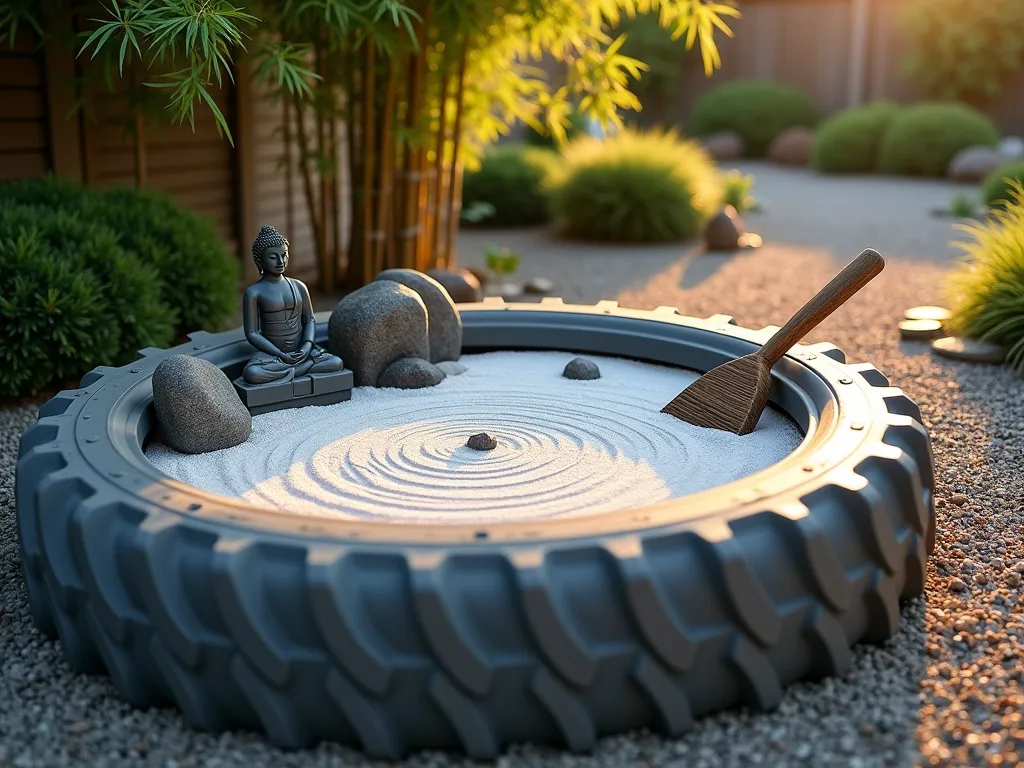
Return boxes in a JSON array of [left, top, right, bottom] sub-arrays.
[[3, 164, 1022, 767]]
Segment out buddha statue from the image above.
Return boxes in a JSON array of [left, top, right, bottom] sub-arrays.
[[241, 225, 344, 385]]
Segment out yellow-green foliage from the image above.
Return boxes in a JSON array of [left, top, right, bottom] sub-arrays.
[[546, 129, 721, 242], [946, 182, 1024, 374]]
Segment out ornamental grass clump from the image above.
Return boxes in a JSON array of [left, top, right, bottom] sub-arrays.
[[0, 203, 175, 397], [546, 130, 722, 242], [945, 181, 1024, 375]]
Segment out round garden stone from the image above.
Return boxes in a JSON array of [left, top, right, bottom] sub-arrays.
[[899, 319, 944, 340], [905, 305, 952, 323], [152, 355, 251, 454], [767, 126, 814, 166], [426, 267, 483, 303], [703, 205, 762, 251], [700, 131, 744, 161], [947, 146, 1006, 182], [375, 268, 463, 363], [377, 357, 446, 389], [932, 336, 1006, 364], [328, 280, 429, 386], [563, 357, 601, 380], [524, 277, 556, 295], [466, 432, 497, 451]]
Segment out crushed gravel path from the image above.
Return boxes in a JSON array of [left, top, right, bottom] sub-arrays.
[[3, 165, 1022, 767]]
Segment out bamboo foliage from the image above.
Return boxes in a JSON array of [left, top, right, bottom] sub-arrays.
[[5, 0, 739, 292]]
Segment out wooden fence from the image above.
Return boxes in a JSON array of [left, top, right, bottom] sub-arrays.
[[641, 0, 1024, 136]]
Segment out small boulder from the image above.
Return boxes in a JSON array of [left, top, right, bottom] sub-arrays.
[[467, 432, 497, 451], [436, 360, 468, 377], [426, 267, 484, 303], [153, 355, 251, 454], [563, 357, 601, 381], [524, 276, 556, 295], [375, 268, 462, 362], [704, 205, 746, 251], [328, 281, 430, 387], [466, 266, 490, 287], [701, 131, 744, 161], [768, 127, 815, 166], [948, 146, 1006, 182], [377, 357, 446, 389]]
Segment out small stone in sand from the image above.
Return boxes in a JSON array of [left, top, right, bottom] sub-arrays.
[[436, 360, 468, 376], [899, 319, 944, 340], [377, 357, 446, 389], [952, 493, 968, 506], [905, 305, 952, 323], [467, 432, 497, 451], [563, 357, 601, 380], [932, 336, 1005, 364]]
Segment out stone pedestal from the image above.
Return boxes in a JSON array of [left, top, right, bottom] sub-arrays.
[[233, 369, 353, 416]]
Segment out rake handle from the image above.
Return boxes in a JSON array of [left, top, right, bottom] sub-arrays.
[[758, 248, 885, 366]]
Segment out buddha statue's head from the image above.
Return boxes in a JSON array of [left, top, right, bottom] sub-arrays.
[[252, 225, 290, 277]]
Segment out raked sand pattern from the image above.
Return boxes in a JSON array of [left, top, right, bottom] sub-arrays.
[[146, 351, 804, 524]]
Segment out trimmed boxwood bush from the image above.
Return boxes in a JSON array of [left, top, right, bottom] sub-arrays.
[[946, 182, 1024, 375], [461, 146, 559, 227], [546, 129, 722, 242], [0, 203, 175, 397], [877, 102, 999, 177], [982, 161, 1024, 210], [0, 176, 238, 334], [689, 80, 819, 158], [811, 101, 901, 174]]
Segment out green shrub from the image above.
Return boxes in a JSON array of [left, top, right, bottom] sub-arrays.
[[900, 0, 1024, 104], [811, 101, 901, 174], [982, 162, 1024, 210], [0, 176, 238, 334], [0, 203, 175, 397], [546, 129, 721, 242], [877, 103, 999, 177], [945, 182, 1024, 375], [461, 145, 559, 227], [689, 80, 819, 158]]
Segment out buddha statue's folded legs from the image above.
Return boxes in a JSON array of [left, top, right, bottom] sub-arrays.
[[243, 345, 343, 385]]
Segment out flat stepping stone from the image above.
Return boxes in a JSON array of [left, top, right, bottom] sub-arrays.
[[904, 305, 952, 323], [931, 336, 1005, 364], [899, 319, 945, 340]]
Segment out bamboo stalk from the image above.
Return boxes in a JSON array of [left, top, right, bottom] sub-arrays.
[[441, 38, 469, 266], [374, 61, 398, 272], [397, 14, 430, 269], [426, 58, 451, 267], [290, 91, 325, 285], [360, 41, 377, 285], [345, 34, 363, 282], [315, 41, 334, 289]]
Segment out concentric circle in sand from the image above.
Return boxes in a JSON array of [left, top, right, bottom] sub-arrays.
[[146, 351, 804, 523]]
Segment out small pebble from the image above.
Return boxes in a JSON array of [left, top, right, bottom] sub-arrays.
[[952, 493, 968, 506], [563, 357, 601, 380], [950, 578, 968, 592], [466, 432, 497, 451]]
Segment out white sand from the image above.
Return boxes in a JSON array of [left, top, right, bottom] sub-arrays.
[[146, 351, 804, 524]]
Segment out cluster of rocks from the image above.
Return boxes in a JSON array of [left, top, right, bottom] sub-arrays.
[[946, 137, 1024, 182], [328, 269, 465, 390], [700, 126, 814, 166]]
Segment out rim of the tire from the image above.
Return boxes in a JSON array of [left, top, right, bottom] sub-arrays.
[[75, 300, 879, 544]]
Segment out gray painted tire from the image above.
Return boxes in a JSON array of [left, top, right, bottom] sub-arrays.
[[15, 299, 935, 758]]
